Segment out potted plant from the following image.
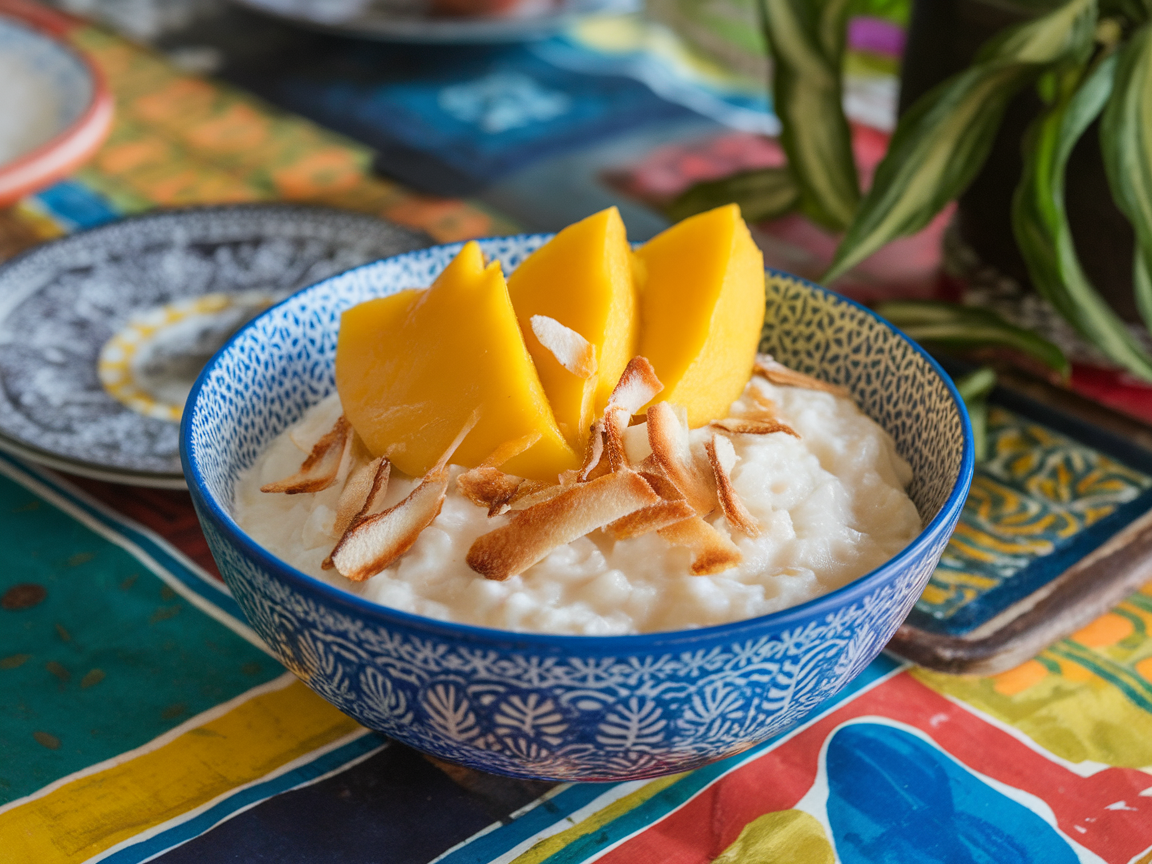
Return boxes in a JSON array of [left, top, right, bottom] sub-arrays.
[[673, 0, 1152, 383]]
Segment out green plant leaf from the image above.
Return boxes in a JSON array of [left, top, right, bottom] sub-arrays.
[[825, 0, 1098, 282], [874, 299, 1071, 376], [1013, 51, 1152, 380], [665, 167, 799, 224], [1098, 0, 1148, 25], [757, 0, 859, 231], [817, 0, 853, 61], [954, 366, 998, 404], [1136, 254, 1152, 330], [955, 367, 997, 462], [1101, 22, 1152, 336]]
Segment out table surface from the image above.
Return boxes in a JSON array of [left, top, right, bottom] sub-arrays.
[[2, 5, 1152, 863]]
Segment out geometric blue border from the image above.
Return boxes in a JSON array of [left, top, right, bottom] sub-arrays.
[[431, 653, 903, 864]]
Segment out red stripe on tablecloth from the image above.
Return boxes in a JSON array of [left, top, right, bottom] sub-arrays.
[[598, 670, 1152, 864]]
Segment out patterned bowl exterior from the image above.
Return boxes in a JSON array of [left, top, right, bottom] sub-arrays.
[[182, 235, 974, 782]]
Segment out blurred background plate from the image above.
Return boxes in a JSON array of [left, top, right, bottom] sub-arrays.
[[0, 204, 430, 488], [231, 0, 640, 43], [0, 0, 113, 205]]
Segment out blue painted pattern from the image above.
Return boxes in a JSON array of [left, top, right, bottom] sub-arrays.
[[253, 43, 696, 189], [827, 724, 1079, 863], [911, 407, 1152, 633]]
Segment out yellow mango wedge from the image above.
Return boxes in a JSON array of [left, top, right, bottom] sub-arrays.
[[506, 207, 639, 449], [335, 241, 578, 482], [636, 204, 765, 427]]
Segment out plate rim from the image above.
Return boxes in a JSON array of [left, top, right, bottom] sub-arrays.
[[0, 202, 431, 485], [0, 2, 114, 206]]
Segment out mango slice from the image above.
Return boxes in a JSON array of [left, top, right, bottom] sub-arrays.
[[335, 241, 578, 482], [506, 207, 639, 448], [635, 204, 765, 427]]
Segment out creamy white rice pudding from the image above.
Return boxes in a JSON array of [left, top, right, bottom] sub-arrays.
[[233, 376, 921, 636]]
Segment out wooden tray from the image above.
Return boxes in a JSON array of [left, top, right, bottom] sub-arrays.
[[887, 366, 1152, 676]]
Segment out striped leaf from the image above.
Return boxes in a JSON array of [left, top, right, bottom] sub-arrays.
[[1136, 255, 1152, 332], [825, 0, 1097, 282], [1013, 52, 1152, 380], [1101, 22, 1152, 335], [757, 0, 859, 231], [875, 299, 1070, 377], [954, 367, 997, 462], [666, 167, 799, 224], [1099, 0, 1149, 23]]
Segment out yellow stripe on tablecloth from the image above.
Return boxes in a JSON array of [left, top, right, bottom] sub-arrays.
[[511, 773, 685, 864], [0, 677, 361, 864]]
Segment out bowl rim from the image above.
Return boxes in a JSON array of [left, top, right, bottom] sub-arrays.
[[0, 3, 115, 207], [181, 233, 975, 651]]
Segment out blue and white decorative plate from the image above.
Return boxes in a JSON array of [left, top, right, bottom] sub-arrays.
[[0, 205, 429, 487], [182, 235, 974, 781]]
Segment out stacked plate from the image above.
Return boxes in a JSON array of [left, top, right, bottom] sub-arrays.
[[0, 204, 430, 487]]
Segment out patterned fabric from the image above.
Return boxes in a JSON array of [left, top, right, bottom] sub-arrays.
[[3, 454, 1150, 862], [913, 407, 1152, 633], [0, 21, 510, 259]]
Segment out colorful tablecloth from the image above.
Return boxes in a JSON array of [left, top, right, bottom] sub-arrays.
[[4, 453, 1152, 862], [3, 12, 1152, 864]]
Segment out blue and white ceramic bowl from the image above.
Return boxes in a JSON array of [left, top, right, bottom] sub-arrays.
[[182, 235, 974, 782]]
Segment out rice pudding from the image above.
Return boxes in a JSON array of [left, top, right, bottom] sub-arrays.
[[233, 375, 921, 635]]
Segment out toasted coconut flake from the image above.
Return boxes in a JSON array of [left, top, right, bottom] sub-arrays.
[[261, 416, 351, 495], [559, 423, 605, 485], [710, 418, 799, 438], [645, 402, 715, 514], [325, 456, 392, 569], [608, 356, 663, 415], [479, 432, 542, 469], [591, 357, 665, 473], [605, 499, 695, 540], [328, 410, 481, 581], [457, 467, 525, 517], [334, 454, 390, 536], [530, 315, 598, 380], [330, 471, 449, 582], [658, 516, 742, 576], [705, 434, 760, 537], [753, 354, 850, 398], [507, 480, 568, 511], [638, 470, 684, 502], [454, 431, 544, 516], [583, 456, 613, 482], [602, 412, 630, 473], [467, 470, 661, 580], [334, 424, 358, 485]]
